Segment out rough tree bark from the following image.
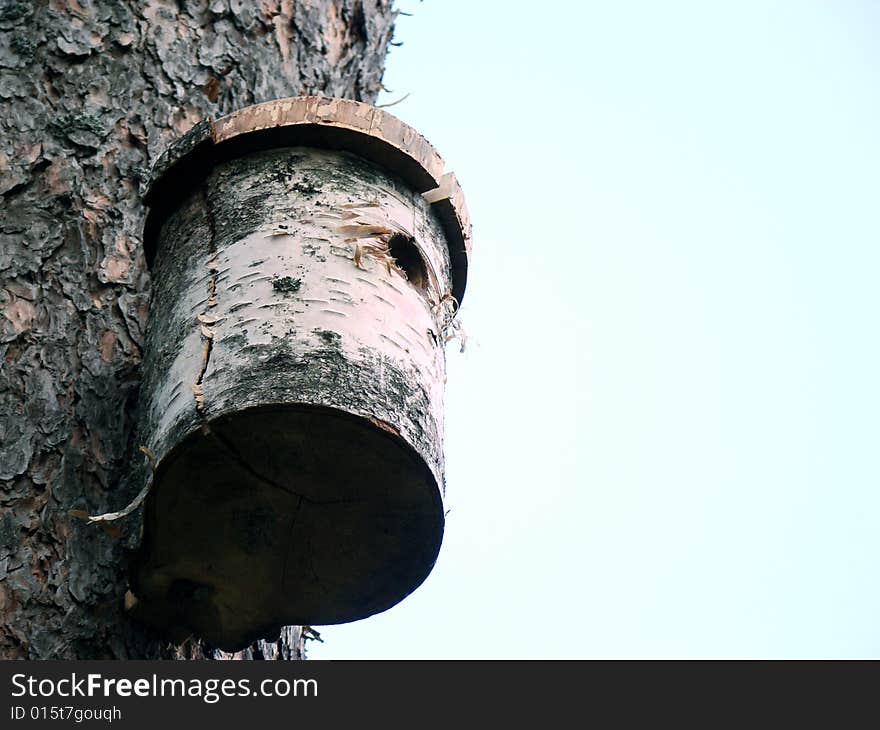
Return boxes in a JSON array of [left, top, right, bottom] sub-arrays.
[[0, 0, 396, 660]]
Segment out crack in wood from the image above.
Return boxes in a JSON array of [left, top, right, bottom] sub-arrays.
[[280, 496, 304, 594], [192, 183, 220, 414], [209, 428, 361, 507]]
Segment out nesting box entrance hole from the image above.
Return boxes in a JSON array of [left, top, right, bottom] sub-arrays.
[[388, 233, 429, 294]]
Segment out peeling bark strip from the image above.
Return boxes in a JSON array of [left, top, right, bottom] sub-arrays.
[[0, 0, 396, 660], [130, 99, 472, 651]]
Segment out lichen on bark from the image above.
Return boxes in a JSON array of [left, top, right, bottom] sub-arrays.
[[0, 0, 396, 660]]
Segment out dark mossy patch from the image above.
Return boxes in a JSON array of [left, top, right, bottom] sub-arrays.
[[241, 340, 309, 372], [314, 328, 341, 347], [272, 276, 301, 294], [292, 178, 319, 195], [219, 332, 248, 349]]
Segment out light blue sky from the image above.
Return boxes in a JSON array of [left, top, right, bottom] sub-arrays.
[[310, 0, 880, 658]]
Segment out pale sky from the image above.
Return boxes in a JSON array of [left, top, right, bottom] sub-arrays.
[[310, 0, 880, 658]]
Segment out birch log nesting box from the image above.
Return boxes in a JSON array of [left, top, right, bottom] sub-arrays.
[[130, 97, 471, 650]]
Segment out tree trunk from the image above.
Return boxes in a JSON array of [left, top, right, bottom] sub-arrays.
[[0, 0, 395, 660]]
